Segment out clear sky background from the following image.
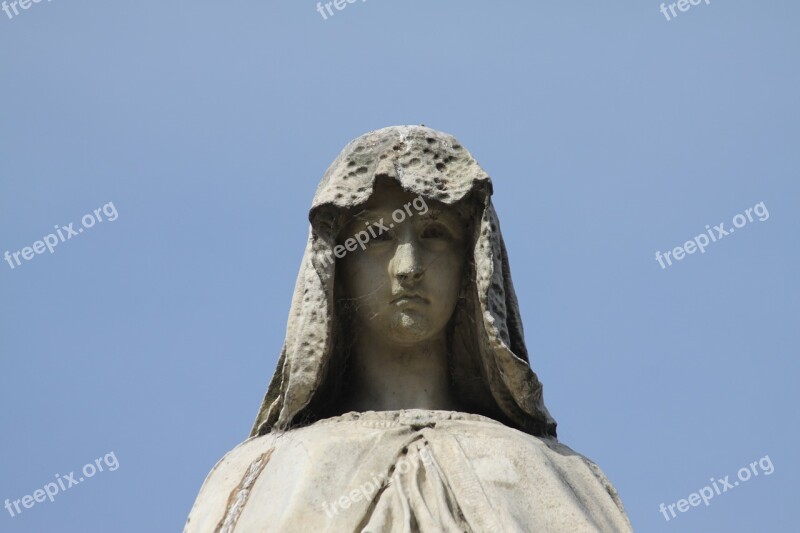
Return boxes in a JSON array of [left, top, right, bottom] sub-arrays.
[[1, 1, 798, 532]]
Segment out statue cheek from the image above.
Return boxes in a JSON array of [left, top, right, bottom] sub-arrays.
[[344, 259, 388, 299]]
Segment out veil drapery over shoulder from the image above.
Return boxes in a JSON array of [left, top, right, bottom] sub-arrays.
[[250, 125, 557, 439]]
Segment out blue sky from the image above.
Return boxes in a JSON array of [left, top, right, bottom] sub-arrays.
[[1, 1, 798, 532]]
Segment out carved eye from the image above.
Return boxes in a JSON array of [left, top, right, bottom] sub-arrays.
[[370, 230, 393, 243], [420, 223, 450, 240]]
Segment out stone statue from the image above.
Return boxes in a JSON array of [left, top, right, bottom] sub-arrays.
[[185, 126, 633, 532]]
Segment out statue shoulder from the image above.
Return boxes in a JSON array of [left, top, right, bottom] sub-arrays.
[[184, 435, 276, 533]]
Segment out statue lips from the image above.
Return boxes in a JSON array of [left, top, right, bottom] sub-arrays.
[[390, 293, 429, 307]]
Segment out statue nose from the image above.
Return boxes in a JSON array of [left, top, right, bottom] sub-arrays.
[[392, 242, 424, 283]]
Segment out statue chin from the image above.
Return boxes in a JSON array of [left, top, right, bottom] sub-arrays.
[[386, 311, 436, 342]]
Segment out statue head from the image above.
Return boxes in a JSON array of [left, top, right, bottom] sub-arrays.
[[251, 126, 557, 438]]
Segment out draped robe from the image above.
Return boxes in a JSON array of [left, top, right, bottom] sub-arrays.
[[186, 411, 632, 532]]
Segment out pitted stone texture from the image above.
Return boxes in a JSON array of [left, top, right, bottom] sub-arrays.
[[311, 126, 491, 214]]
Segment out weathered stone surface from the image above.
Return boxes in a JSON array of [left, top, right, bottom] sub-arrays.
[[187, 412, 631, 532], [185, 126, 633, 532]]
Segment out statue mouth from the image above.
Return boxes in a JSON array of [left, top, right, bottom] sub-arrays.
[[391, 294, 429, 306]]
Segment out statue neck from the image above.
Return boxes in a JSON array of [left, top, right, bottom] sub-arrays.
[[342, 332, 460, 412]]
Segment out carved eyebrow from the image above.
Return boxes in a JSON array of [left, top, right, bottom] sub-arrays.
[[350, 205, 456, 226], [340, 210, 389, 238], [417, 207, 459, 224], [417, 208, 443, 219], [350, 209, 385, 225]]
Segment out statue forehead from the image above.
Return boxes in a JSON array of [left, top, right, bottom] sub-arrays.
[[339, 181, 462, 237], [360, 179, 421, 205], [357, 179, 450, 212]]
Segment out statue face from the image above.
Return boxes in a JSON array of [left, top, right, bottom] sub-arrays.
[[338, 181, 467, 345]]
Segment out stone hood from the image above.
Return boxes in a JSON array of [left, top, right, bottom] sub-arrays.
[[250, 125, 558, 438]]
